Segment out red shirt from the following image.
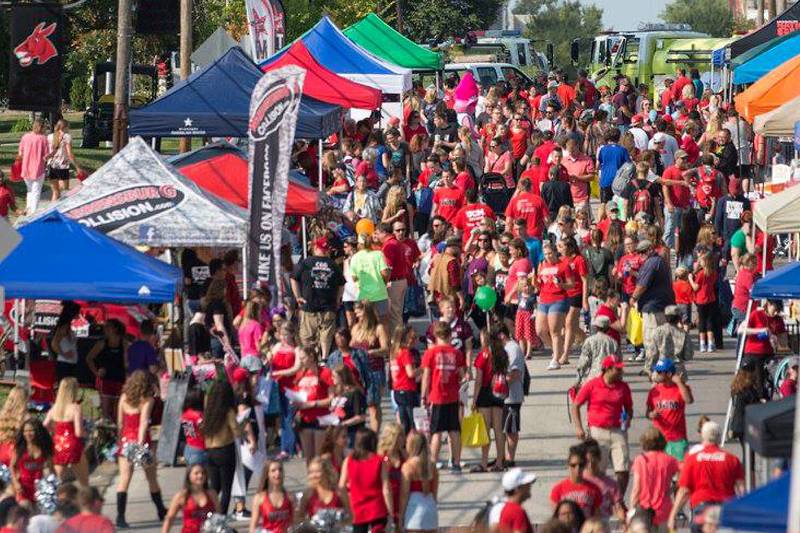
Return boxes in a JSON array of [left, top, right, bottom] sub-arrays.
[[504, 192, 548, 238], [557, 83, 577, 109], [455, 171, 476, 193], [615, 253, 644, 296], [417, 168, 437, 188], [382, 236, 410, 281], [680, 135, 700, 165], [693, 269, 717, 305], [534, 141, 557, 166], [646, 382, 689, 441], [679, 444, 743, 508], [347, 454, 388, 524], [780, 378, 797, 397], [403, 124, 427, 142], [694, 166, 721, 208], [401, 239, 421, 283], [391, 349, 417, 392], [453, 203, 495, 244], [536, 259, 569, 304], [56, 514, 115, 533], [743, 308, 779, 356], [672, 76, 691, 101], [662, 166, 691, 209], [0, 186, 17, 218], [294, 368, 329, 423], [674, 279, 693, 304], [421, 344, 466, 405], [550, 478, 602, 517], [505, 258, 533, 302], [573, 375, 633, 429], [497, 501, 533, 533], [733, 267, 757, 312], [565, 254, 588, 299], [473, 349, 493, 387], [510, 126, 530, 160], [356, 161, 379, 189], [754, 232, 776, 271], [180, 408, 205, 449], [433, 185, 464, 223], [596, 304, 620, 344]]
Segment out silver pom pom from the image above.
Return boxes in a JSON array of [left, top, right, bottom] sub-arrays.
[[201, 512, 233, 533], [35, 474, 59, 514], [122, 442, 153, 467], [0, 464, 10, 485]]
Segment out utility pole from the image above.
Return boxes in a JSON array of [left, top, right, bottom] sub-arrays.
[[112, 0, 132, 154], [396, 0, 403, 34], [179, 0, 192, 153]]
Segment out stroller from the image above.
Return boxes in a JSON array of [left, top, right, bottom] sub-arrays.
[[480, 172, 514, 215]]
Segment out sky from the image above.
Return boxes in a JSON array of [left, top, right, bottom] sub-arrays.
[[581, 0, 670, 30]]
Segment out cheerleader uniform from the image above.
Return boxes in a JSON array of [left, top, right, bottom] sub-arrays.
[[118, 411, 150, 455], [16, 451, 45, 502], [306, 491, 343, 517], [53, 421, 84, 466], [515, 294, 537, 343], [182, 491, 216, 533], [260, 491, 293, 533], [0, 441, 14, 466]]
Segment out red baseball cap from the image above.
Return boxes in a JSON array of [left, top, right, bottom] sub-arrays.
[[232, 367, 249, 383], [601, 356, 624, 370], [314, 237, 330, 252], [662, 114, 673, 123]]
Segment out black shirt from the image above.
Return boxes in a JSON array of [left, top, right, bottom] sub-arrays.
[[540, 179, 574, 220], [622, 178, 660, 220], [181, 250, 210, 301], [636, 254, 675, 313], [291, 256, 345, 312], [187, 322, 211, 355], [432, 124, 459, 148], [204, 298, 233, 339]]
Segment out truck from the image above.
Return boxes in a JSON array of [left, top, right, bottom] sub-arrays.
[[571, 24, 734, 98], [435, 30, 552, 77]]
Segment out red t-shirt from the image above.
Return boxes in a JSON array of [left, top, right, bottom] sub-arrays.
[[403, 124, 427, 142], [180, 408, 205, 450], [536, 259, 569, 304], [680, 135, 700, 165], [295, 368, 330, 423], [382, 236, 410, 281], [356, 161, 379, 189], [504, 192, 548, 238], [509, 126, 530, 160], [694, 167, 721, 208], [693, 269, 717, 305], [417, 168, 437, 188], [743, 308, 778, 356], [565, 254, 588, 298], [550, 478, 602, 517], [678, 444, 743, 508], [421, 344, 465, 405], [646, 382, 689, 441], [573, 375, 633, 429], [497, 501, 533, 533], [505, 258, 533, 302], [391, 349, 417, 392], [473, 349, 493, 387], [662, 166, 691, 209], [0, 186, 17, 218], [614, 253, 644, 296], [596, 304, 620, 344], [733, 267, 757, 312], [673, 279, 693, 305], [56, 514, 116, 533], [534, 140, 557, 165], [455, 171, 476, 193], [780, 378, 797, 397], [433, 185, 464, 223], [453, 203, 495, 244]]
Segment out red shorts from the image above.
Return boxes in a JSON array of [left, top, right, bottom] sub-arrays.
[[96, 378, 123, 397]]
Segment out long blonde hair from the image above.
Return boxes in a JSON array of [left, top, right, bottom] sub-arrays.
[[309, 456, 338, 490], [377, 421, 403, 457], [52, 377, 79, 420], [352, 300, 380, 342], [52, 119, 68, 151], [406, 431, 432, 481], [0, 386, 29, 442], [383, 186, 406, 220]]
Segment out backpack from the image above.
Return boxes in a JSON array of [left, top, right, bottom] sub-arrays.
[[491, 372, 509, 400], [415, 186, 433, 215], [632, 183, 653, 216], [611, 161, 635, 196]]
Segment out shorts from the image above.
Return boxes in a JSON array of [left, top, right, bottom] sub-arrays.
[[96, 377, 123, 397], [343, 301, 355, 312], [676, 303, 691, 325], [299, 310, 337, 353], [537, 299, 569, 315], [297, 419, 321, 430], [476, 385, 504, 409], [183, 444, 208, 466], [696, 302, 716, 332], [46, 167, 69, 181], [430, 402, 460, 433], [366, 368, 387, 406], [502, 403, 521, 434], [589, 426, 630, 472], [372, 299, 390, 317], [568, 295, 583, 309], [600, 186, 614, 203], [665, 439, 688, 461]]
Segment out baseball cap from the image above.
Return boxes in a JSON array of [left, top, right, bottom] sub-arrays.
[[601, 355, 624, 370], [547, 80, 558, 89], [314, 237, 330, 252], [653, 358, 676, 374], [593, 315, 610, 328], [502, 468, 537, 491], [232, 367, 249, 384], [664, 305, 680, 317], [636, 239, 653, 252], [674, 149, 689, 160], [240, 355, 264, 373], [631, 114, 643, 125], [652, 132, 666, 144]]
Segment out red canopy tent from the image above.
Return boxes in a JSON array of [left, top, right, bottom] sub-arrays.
[[175, 151, 322, 215], [262, 41, 383, 110]]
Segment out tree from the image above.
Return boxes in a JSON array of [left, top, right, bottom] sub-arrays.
[[661, 0, 734, 37], [402, 0, 502, 43], [514, 0, 603, 74]]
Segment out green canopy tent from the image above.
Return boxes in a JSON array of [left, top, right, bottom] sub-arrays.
[[343, 13, 443, 71]]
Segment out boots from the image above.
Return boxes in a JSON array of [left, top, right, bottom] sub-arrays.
[[151, 491, 167, 521], [116, 492, 129, 529]]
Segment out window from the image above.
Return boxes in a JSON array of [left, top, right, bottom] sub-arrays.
[[622, 37, 640, 64], [517, 43, 527, 66], [501, 67, 532, 87], [476, 67, 498, 87]]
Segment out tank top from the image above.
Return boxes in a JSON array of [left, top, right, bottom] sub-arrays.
[[347, 454, 388, 524], [97, 340, 126, 382], [260, 491, 293, 533], [271, 345, 296, 391], [17, 450, 46, 501], [182, 491, 216, 533], [352, 335, 383, 372], [306, 490, 343, 517], [119, 410, 150, 447]]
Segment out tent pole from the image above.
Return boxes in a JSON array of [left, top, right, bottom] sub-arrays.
[[242, 244, 248, 293], [318, 140, 323, 192], [301, 217, 308, 259], [11, 300, 18, 378], [744, 440, 753, 492], [787, 372, 800, 533], [762, 228, 768, 276], [722, 297, 753, 446]]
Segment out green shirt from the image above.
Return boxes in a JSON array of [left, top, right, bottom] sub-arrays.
[[730, 229, 746, 253], [349, 249, 389, 302]]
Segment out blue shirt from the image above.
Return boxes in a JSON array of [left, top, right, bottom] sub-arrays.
[[374, 145, 388, 177], [524, 237, 544, 270], [126, 340, 158, 374], [597, 143, 630, 188]]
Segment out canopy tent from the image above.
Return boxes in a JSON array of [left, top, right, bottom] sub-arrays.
[[34, 137, 248, 248], [735, 54, 800, 123], [733, 29, 797, 70], [753, 94, 800, 137], [720, 472, 789, 533], [129, 47, 342, 139], [728, 1, 800, 60], [752, 261, 800, 299], [343, 13, 443, 71], [261, 41, 382, 109], [191, 27, 238, 68], [752, 181, 800, 234], [0, 211, 181, 303], [260, 16, 412, 95], [734, 32, 800, 85], [168, 141, 325, 215], [744, 396, 795, 457]]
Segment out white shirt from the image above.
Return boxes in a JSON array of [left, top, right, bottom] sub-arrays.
[[628, 127, 649, 152]]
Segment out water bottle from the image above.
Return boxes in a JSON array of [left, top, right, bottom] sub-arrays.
[[620, 408, 629, 432]]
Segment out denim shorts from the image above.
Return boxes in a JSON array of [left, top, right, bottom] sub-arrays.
[[537, 298, 570, 315], [366, 368, 387, 406], [183, 444, 208, 466]]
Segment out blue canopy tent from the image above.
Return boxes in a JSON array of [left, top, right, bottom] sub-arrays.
[[720, 472, 788, 532], [751, 261, 800, 299], [0, 211, 181, 303], [129, 47, 342, 139], [734, 32, 800, 85]]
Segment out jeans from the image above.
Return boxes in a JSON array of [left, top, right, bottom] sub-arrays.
[[393, 390, 420, 435], [278, 390, 296, 455], [663, 206, 685, 248], [206, 443, 236, 514], [183, 444, 208, 466]]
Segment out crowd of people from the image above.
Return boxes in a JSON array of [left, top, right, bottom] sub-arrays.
[[0, 64, 798, 533]]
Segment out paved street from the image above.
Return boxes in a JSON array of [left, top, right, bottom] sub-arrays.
[[102, 340, 740, 531]]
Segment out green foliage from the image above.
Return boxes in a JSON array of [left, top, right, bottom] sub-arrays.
[[402, 0, 502, 42], [11, 118, 33, 133], [661, 0, 735, 37], [514, 0, 603, 73]]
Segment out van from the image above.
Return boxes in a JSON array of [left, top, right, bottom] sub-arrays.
[[443, 62, 535, 89]]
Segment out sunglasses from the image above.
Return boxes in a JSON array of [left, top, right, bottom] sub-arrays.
[[394, 227, 406, 232], [478, 238, 490, 242], [569, 462, 586, 469]]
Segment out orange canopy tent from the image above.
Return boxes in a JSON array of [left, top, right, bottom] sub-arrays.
[[735, 53, 800, 123]]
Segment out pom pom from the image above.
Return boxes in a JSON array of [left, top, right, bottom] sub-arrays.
[[35, 474, 59, 514], [122, 442, 153, 467], [200, 513, 233, 533]]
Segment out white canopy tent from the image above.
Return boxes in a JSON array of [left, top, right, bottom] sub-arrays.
[[35, 137, 248, 248], [753, 184, 800, 234], [753, 94, 800, 137]]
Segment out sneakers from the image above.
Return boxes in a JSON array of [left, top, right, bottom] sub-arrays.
[[450, 463, 462, 474], [115, 518, 130, 529], [547, 360, 561, 371], [634, 352, 645, 362]]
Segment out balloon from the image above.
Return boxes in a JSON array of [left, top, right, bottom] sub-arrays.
[[355, 218, 375, 236], [474, 286, 497, 312]]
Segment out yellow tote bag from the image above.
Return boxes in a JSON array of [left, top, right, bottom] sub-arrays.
[[590, 175, 600, 199], [462, 411, 490, 448], [626, 307, 644, 346]]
